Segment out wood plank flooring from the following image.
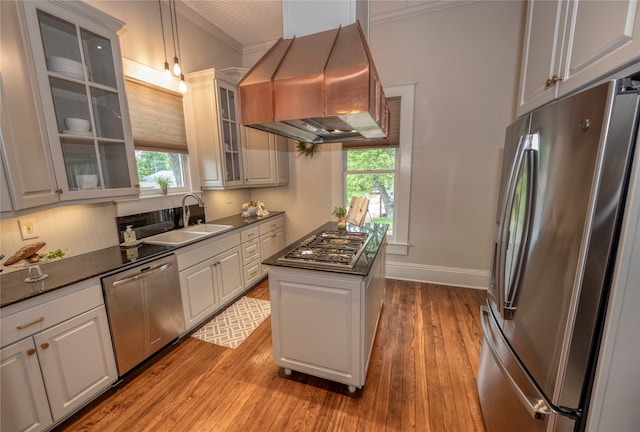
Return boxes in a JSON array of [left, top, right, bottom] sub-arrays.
[[56, 279, 487, 432]]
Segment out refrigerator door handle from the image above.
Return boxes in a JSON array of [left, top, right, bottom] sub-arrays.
[[504, 133, 539, 319], [495, 135, 527, 316], [480, 306, 552, 420]]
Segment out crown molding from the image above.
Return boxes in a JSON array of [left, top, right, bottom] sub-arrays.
[[371, 0, 480, 25]]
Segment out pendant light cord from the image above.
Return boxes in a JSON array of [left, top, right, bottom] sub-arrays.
[[168, 0, 178, 61], [172, 0, 183, 68], [158, 0, 168, 65]]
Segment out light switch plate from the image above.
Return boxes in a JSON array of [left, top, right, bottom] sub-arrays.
[[19, 218, 39, 240]]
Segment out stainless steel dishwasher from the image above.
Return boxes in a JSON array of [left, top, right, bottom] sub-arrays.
[[102, 253, 185, 376]]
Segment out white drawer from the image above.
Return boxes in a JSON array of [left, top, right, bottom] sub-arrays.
[[241, 226, 260, 243], [241, 239, 260, 265], [177, 232, 241, 271], [244, 262, 262, 287], [1, 278, 104, 347], [258, 216, 284, 236]]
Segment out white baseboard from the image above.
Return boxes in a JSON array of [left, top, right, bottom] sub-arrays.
[[386, 261, 489, 290]]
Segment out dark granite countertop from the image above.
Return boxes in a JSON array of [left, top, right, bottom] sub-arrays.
[[0, 211, 284, 308], [262, 221, 388, 277]]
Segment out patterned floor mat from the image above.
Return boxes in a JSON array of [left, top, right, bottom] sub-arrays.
[[191, 296, 271, 349]]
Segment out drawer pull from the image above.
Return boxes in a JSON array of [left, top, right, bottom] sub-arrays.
[[250, 270, 258, 277], [16, 316, 44, 330], [40, 342, 50, 350], [248, 233, 255, 237], [27, 349, 36, 356]]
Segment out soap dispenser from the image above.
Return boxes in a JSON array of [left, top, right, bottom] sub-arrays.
[[124, 225, 136, 244]]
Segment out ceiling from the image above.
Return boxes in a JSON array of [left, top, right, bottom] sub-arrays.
[[181, 1, 473, 49]]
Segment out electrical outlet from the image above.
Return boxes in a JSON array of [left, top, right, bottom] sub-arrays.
[[19, 218, 39, 240]]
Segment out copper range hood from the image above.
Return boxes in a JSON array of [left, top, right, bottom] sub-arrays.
[[237, 21, 389, 144]]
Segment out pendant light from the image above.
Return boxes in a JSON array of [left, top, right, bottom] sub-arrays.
[[169, 0, 181, 76], [159, 0, 186, 93], [158, 0, 170, 76]]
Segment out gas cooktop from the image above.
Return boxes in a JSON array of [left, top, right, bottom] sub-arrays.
[[277, 230, 371, 269]]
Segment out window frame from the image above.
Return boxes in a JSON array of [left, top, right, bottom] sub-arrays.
[[122, 58, 193, 197], [334, 83, 415, 255]]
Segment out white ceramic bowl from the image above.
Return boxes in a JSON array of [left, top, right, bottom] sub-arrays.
[[64, 117, 90, 132]]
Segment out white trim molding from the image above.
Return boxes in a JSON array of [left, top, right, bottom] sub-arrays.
[[386, 261, 489, 290]]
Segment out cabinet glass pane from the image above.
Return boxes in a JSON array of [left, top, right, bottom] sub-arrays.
[[219, 87, 229, 120], [228, 91, 236, 122], [61, 138, 101, 191], [91, 88, 124, 140], [81, 29, 116, 88], [222, 120, 232, 152], [50, 78, 92, 135], [99, 141, 131, 188], [37, 11, 82, 67], [230, 121, 239, 152]]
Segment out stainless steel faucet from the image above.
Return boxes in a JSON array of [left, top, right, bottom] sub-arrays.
[[182, 193, 205, 228]]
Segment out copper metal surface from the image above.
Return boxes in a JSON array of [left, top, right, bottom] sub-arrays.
[[237, 21, 389, 144]]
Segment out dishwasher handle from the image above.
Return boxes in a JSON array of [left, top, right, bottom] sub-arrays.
[[112, 261, 174, 287]]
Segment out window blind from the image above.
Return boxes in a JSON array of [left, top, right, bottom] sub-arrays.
[[124, 78, 188, 153], [342, 97, 401, 149]]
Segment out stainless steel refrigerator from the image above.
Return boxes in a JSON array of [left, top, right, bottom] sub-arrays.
[[477, 73, 640, 432]]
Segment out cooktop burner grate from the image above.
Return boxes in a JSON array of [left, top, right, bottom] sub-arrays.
[[278, 230, 371, 269]]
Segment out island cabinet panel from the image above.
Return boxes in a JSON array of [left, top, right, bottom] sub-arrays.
[[268, 244, 385, 391]]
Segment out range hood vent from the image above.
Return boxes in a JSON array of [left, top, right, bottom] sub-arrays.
[[238, 21, 389, 144]]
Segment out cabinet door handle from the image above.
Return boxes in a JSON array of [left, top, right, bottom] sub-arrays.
[[16, 316, 45, 329], [40, 342, 50, 350], [27, 348, 36, 356], [545, 74, 563, 89], [55, 188, 63, 194]]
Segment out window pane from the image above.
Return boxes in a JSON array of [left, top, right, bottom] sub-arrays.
[[135, 150, 186, 190], [345, 172, 394, 234], [346, 148, 396, 171]]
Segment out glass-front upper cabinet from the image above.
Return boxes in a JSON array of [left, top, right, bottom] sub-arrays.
[[22, 1, 138, 199], [217, 79, 243, 186]]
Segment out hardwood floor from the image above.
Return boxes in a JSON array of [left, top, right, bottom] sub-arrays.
[[57, 279, 487, 432]]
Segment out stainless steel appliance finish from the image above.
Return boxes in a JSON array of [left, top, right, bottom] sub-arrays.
[[278, 230, 371, 269], [237, 22, 389, 144], [102, 254, 185, 376], [478, 74, 640, 432]]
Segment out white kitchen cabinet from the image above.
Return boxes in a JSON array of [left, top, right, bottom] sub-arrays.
[[177, 233, 243, 331], [240, 225, 262, 288], [0, 279, 117, 432], [186, 69, 244, 189], [0, 0, 60, 211], [34, 306, 116, 421], [517, 0, 640, 116], [259, 215, 286, 276], [22, 1, 139, 201], [216, 246, 244, 304], [242, 128, 290, 187], [1, 338, 53, 432], [268, 240, 386, 391]]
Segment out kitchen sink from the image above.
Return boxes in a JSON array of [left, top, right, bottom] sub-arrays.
[[141, 224, 235, 246], [142, 230, 209, 246], [184, 224, 234, 234]]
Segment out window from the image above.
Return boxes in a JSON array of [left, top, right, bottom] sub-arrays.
[[337, 84, 415, 255], [135, 150, 188, 191], [123, 59, 190, 194], [344, 149, 396, 234]]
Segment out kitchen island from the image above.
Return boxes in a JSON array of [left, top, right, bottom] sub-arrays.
[[263, 222, 387, 392]]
